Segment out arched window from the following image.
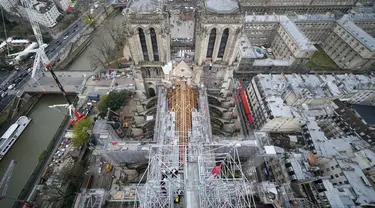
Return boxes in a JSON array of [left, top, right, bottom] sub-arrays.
[[217, 28, 229, 58], [206, 28, 216, 58], [138, 28, 149, 61], [150, 28, 159, 61]]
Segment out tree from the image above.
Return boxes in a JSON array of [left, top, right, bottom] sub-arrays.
[[89, 20, 127, 70], [72, 118, 93, 147], [83, 15, 97, 26], [98, 90, 132, 115], [90, 38, 113, 70], [42, 160, 85, 207]]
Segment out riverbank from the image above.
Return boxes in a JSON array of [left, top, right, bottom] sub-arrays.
[[12, 115, 70, 208]]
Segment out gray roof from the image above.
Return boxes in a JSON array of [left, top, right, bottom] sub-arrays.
[[244, 15, 317, 52], [206, 0, 239, 13], [128, 0, 160, 13], [337, 15, 375, 51]]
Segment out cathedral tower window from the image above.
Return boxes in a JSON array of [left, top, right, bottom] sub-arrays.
[[206, 28, 217, 59], [138, 28, 149, 61], [150, 28, 159, 61], [217, 28, 229, 58]]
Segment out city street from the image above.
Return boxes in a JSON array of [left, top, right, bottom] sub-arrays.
[[0, 68, 30, 112], [45, 0, 116, 60]]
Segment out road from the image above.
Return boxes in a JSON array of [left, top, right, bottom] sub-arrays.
[[45, 0, 115, 60], [0, 69, 30, 112]]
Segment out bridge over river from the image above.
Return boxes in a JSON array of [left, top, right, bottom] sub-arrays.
[[21, 71, 90, 94]]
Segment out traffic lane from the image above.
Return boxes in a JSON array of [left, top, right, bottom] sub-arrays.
[[46, 20, 85, 55], [0, 94, 15, 112], [47, 21, 86, 58]]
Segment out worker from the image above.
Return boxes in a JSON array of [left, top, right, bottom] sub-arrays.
[[171, 168, 178, 178], [177, 189, 183, 198]]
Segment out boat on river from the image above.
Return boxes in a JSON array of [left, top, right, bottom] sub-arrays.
[[0, 116, 31, 161]]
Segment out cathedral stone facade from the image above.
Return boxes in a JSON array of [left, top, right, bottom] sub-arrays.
[[122, 0, 171, 100]]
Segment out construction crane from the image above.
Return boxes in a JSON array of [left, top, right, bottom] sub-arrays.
[[0, 160, 35, 207], [45, 63, 87, 125], [21, 0, 49, 79], [21, 0, 86, 125]]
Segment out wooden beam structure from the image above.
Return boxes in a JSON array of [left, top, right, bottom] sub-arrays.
[[167, 82, 198, 169]]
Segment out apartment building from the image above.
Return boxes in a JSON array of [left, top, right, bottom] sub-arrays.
[[238, 15, 317, 71], [298, 120, 375, 206], [322, 15, 375, 69], [235, 13, 375, 72], [246, 73, 375, 132], [238, 0, 360, 14], [349, 13, 375, 37], [264, 150, 358, 207], [291, 14, 337, 44], [53, 0, 70, 11]]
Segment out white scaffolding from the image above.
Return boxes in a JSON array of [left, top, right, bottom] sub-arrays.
[[135, 84, 257, 208]]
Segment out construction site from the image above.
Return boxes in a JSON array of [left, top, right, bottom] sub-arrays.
[[68, 79, 263, 208], [135, 81, 256, 207]]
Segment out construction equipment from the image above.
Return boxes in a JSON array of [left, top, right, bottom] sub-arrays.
[[21, 0, 49, 80], [0, 160, 35, 207], [45, 63, 87, 125]]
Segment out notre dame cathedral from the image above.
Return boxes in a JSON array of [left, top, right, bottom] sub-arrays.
[[122, 0, 242, 136]]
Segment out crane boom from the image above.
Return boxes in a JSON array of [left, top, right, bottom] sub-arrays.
[[45, 64, 72, 105], [0, 160, 16, 200], [21, 0, 49, 78]]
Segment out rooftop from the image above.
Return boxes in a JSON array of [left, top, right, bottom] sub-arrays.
[[253, 59, 291, 67], [127, 0, 161, 13], [337, 15, 375, 51], [33, 0, 54, 14], [205, 0, 239, 13], [290, 13, 337, 22], [337, 159, 375, 205], [244, 15, 317, 52], [303, 118, 370, 157], [254, 73, 375, 100], [239, 35, 257, 58]]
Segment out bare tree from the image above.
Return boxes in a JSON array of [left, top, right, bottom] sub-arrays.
[[90, 21, 127, 70], [41, 161, 85, 207]]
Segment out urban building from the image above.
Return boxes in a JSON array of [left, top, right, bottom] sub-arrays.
[[299, 120, 375, 206], [238, 0, 362, 14], [1, 0, 61, 28], [349, 13, 375, 37], [322, 14, 375, 69], [246, 73, 375, 132], [0, 0, 19, 14], [53, 0, 70, 11], [237, 15, 317, 72]]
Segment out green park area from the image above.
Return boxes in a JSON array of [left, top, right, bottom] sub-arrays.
[[305, 46, 339, 70]]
